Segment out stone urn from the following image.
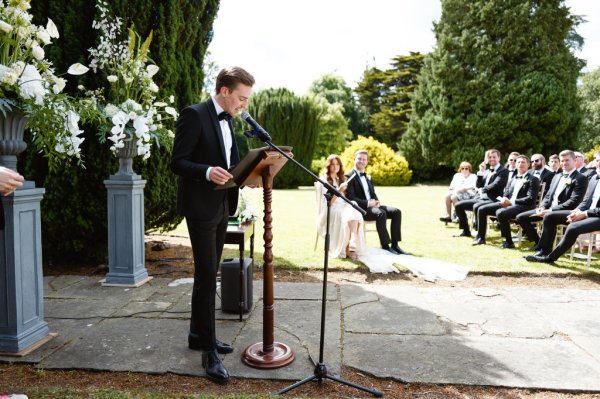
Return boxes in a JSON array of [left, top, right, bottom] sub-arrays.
[[115, 138, 138, 176], [0, 110, 29, 171]]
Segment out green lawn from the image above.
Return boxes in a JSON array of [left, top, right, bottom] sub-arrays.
[[165, 185, 600, 275]]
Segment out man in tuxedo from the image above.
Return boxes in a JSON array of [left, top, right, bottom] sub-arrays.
[[547, 154, 561, 174], [171, 66, 255, 383], [575, 152, 588, 175], [505, 151, 520, 179], [525, 150, 600, 261], [526, 151, 600, 263], [530, 154, 554, 188], [345, 149, 407, 255], [472, 155, 539, 246], [0, 166, 24, 228], [516, 150, 588, 248], [453, 149, 509, 238]]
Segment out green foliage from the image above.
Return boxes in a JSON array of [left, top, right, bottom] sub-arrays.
[[340, 135, 412, 186], [309, 94, 352, 159], [24, 0, 218, 265], [244, 88, 321, 188], [355, 52, 425, 150], [577, 67, 600, 150], [401, 0, 584, 180], [307, 73, 370, 137]]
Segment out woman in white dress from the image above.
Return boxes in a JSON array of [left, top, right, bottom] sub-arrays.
[[315, 154, 366, 259], [440, 161, 477, 223]]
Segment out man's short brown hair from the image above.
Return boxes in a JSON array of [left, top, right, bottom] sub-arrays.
[[215, 66, 255, 94], [355, 149, 369, 158], [559, 150, 575, 160], [487, 149, 501, 159], [516, 155, 530, 164]]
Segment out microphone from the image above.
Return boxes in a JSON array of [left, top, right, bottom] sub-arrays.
[[240, 111, 272, 142]]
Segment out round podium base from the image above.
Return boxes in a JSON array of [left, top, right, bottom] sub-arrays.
[[242, 341, 295, 369]]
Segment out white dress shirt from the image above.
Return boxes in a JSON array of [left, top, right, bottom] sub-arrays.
[[206, 97, 233, 181], [354, 169, 371, 201]]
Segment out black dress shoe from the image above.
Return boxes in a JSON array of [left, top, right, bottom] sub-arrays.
[[439, 216, 452, 223], [453, 230, 471, 238], [472, 238, 485, 246], [391, 245, 410, 255], [524, 255, 554, 263], [189, 335, 234, 355], [533, 251, 547, 257], [383, 246, 399, 255], [500, 241, 515, 249], [216, 340, 233, 354], [202, 350, 229, 383]]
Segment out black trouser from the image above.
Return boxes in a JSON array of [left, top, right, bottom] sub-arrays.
[[364, 205, 401, 248], [474, 202, 502, 240], [186, 200, 229, 351], [548, 217, 600, 260], [537, 210, 571, 254], [495, 205, 533, 242], [516, 209, 543, 243], [455, 198, 493, 232]]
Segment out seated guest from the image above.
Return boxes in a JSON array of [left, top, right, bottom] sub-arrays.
[[345, 149, 407, 255], [473, 155, 539, 246], [530, 154, 555, 188], [585, 158, 598, 179], [505, 152, 520, 179], [440, 161, 477, 223], [516, 150, 588, 247], [525, 151, 600, 263], [547, 154, 561, 174], [574, 152, 588, 175], [453, 149, 509, 238], [525, 150, 600, 261], [315, 154, 365, 260]]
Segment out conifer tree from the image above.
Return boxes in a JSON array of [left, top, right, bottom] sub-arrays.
[[400, 0, 584, 179]]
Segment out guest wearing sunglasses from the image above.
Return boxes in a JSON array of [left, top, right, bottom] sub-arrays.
[[505, 152, 520, 179], [530, 154, 555, 188], [440, 161, 477, 223]]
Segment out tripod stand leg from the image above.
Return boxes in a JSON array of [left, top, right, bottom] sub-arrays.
[[325, 373, 383, 397], [273, 374, 318, 396]]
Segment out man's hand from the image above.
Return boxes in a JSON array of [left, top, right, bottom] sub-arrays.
[[567, 209, 587, 223], [479, 162, 487, 172], [499, 197, 511, 208], [209, 167, 233, 185], [535, 207, 550, 216], [0, 167, 24, 195], [368, 199, 379, 208]]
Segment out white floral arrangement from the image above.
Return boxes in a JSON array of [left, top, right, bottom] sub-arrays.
[[86, 0, 177, 159], [236, 191, 259, 224], [0, 0, 91, 168]]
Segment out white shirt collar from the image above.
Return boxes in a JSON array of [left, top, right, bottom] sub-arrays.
[[212, 96, 224, 115]]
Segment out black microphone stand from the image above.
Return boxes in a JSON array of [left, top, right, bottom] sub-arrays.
[[244, 128, 383, 397]]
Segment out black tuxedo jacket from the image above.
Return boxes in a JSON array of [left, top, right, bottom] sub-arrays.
[[345, 169, 377, 211], [503, 171, 540, 207], [542, 170, 587, 211], [171, 100, 240, 220], [576, 176, 600, 211], [476, 165, 509, 200], [531, 167, 554, 189]]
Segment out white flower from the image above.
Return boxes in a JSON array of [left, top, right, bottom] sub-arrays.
[[36, 30, 51, 45], [169, 95, 174, 103], [146, 64, 159, 77], [52, 77, 67, 94], [167, 130, 174, 138], [106, 75, 118, 83], [19, 64, 46, 104], [165, 106, 178, 117], [67, 63, 89, 75], [0, 21, 13, 33], [0, 65, 18, 86], [104, 103, 119, 117], [148, 82, 159, 92], [46, 18, 59, 39], [31, 45, 45, 61], [153, 101, 167, 107], [66, 110, 83, 135], [133, 115, 149, 136]]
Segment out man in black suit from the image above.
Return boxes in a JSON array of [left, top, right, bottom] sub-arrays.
[[575, 152, 589, 175], [345, 149, 407, 255], [525, 150, 600, 261], [472, 155, 540, 246], [530, 154, 554, 188], [171, 67, 254, 383], [453, 149, 509, 238], [525, 151, 600, 263], [516, 150, 588, 248], [0, 166, 24, 228]]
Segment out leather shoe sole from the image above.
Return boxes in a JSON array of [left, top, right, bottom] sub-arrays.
[[524, 255, 554, 264]]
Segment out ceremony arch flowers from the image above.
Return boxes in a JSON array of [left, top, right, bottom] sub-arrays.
[[0, 0, 90, 169], [87, 0, 177, 160]]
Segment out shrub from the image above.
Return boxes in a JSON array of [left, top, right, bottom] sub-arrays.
[[340, 136, 412, 186]]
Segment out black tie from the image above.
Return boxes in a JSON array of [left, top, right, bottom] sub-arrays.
[[515, 176, 523, 179], [563, 173, 570, 178], [360, 172, 367, 177], [218, 111, 232, 122]]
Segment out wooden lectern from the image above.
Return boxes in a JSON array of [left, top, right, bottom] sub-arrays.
[[220, 146, 295, 369]]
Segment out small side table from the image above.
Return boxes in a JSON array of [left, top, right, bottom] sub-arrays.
[[225, 222, 255, 321]]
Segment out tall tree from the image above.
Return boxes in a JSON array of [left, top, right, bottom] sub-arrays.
[[26, 0, 218, 265], [355, 52, 425, 150], [577, 67, 600, 151], [307, 74, 369, 137], [401, 0, 584, 179]]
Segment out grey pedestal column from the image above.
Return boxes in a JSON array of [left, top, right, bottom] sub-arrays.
[[103, 169, 151, 287], [0, 186, 49, 353]]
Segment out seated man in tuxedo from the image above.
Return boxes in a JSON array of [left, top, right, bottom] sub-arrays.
[[453, 149, 509, 238], [525, 150, 600, 262], [345, 149, 407, 255], [530, 154, 555, 188], [472, 155, 540, 246], [516, 150, 588, 248]]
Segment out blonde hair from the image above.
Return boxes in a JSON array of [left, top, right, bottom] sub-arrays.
[[457, 161, 472, 172]]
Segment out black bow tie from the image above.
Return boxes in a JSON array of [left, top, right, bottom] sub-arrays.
[[515, 176, 524, 179], [359, 172, 367, 177], [218, 111, 232, 122], [563, 173, 570, 178]]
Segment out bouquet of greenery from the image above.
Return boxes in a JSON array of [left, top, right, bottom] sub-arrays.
[[87, 0, 177, 160], [0, 0, 91, 169], [236, 190, 259, 224]]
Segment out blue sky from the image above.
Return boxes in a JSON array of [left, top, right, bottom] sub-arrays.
[[208, 1, 600, 94]]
